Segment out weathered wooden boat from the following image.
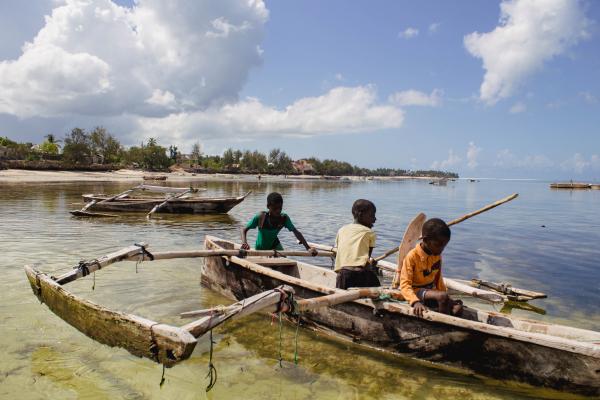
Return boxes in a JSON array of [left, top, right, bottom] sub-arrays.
[[550, 182, 591, 189], [202, 236, 600, 396], [77, 185, 250, 214]]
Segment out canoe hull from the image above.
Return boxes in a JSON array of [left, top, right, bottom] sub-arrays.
[[202, 237, 600, 396], [83, 193, 248, 214]]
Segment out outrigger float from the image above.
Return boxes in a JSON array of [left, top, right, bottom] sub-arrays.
[[24, 237, 600, 396]]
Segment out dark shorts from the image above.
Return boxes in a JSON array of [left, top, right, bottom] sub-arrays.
[[336, 267, 381, 290], [416, 288, 438, 308]]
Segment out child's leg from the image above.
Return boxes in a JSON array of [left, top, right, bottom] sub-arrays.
[[422, 290, 452, 314]]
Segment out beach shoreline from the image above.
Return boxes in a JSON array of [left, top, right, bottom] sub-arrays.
[[0, 168, 442, 184]]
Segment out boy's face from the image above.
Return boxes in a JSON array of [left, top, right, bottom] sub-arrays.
[[358, 209, 376, 228], [267, 202, 283, 216], [423, 236, 449, 256]]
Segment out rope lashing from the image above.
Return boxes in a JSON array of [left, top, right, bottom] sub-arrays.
[[237, 248, 248, 258], [134, 243, 154, 273]]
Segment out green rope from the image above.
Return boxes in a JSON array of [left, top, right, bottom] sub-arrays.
[[206, 329, 218, 392], [293, 316, 300, 365], [92, 272, 95, 291], [278, 312, 283, 368]]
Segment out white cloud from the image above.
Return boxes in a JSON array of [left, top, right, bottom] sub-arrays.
[[389, 89, 442, 107], [560, 153, 600, 173], [399, 27, 419, 39], [428, 23, 440, 34], [579, 91, 598, 104], [133, 85, 405, 147], [509, 101, 527, 114], [431, 149, 461, 170], [466, 142, 481, 168], [494, 149, 553, 168], [464, 0, 589, 105], [0, 0, 269, 118]]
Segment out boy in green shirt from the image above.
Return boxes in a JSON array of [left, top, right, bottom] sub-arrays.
[[241, 192, 317, 255]]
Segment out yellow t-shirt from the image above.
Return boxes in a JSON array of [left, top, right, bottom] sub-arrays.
[[334, 223, 376, 271]]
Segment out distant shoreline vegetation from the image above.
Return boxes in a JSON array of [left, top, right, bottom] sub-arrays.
[[0, 127, 458, 178]]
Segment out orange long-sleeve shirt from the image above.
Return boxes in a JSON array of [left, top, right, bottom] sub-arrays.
[[397, 243, 447, 305]]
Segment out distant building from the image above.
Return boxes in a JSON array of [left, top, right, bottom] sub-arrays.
[[292, 159, 314, 174]]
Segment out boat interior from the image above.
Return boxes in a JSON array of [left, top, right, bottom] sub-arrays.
[[207, 236, 600, 346]]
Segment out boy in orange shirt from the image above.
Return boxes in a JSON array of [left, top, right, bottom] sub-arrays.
[[399, 218, 463, 317]]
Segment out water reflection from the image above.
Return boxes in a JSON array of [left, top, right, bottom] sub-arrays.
[[1, 179, 600, 399]]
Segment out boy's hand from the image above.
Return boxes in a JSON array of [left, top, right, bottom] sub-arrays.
[[308, 247, 318, 256], [241, 242, 250, 250], [412, 301, 427, 317], [368, 257, 377, 266]]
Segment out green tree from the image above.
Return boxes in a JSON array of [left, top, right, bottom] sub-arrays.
[[90, 127, 122, 164], [191, 143, 202, 164], [143, 138, 171, 170], [222, 148, 234, 166], [62, 128, 92, 164], [39, 140, 59, 155]]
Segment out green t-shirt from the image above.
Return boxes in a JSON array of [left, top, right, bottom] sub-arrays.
[[246, 212, 296, 250]]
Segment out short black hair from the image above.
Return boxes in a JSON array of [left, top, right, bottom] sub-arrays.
[[267, 192, 283, 206], [422, 218, 451, 240], [352, 199, 376, 219]]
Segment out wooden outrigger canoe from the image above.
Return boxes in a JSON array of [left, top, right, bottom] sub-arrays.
[[550, 182, 591, 189], [77, 185, 250, 214], [202, 236, 600, 396]]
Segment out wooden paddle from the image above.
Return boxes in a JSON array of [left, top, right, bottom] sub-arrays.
[[389, 213, 426, 288], [374, 193, 519, 263]]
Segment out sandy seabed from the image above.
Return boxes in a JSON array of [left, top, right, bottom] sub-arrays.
[[0, 168, 434, 184]]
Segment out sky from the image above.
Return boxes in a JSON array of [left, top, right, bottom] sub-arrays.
[[0, 0, 599, 179]]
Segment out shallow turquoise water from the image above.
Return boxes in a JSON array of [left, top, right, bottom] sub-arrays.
[[0, 178, 598, 399]]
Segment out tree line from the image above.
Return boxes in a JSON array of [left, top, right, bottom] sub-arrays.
[[0, 127, 458, 177]]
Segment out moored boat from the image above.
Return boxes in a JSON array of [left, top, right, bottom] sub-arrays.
[[201, 235, 600, 396], [550, 182, 591, 189], [75, 184, 250, 214]]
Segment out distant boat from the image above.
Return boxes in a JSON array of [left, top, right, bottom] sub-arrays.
[[143, 175, 167, 181], [70, 184, 250, 216], [550, 182, 591, 189], [590, 184, 600, 190]]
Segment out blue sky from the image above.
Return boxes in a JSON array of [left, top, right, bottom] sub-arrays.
[[0, 0, 599, 179]]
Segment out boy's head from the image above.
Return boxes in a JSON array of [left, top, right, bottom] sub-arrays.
[[266, 192, 283, 216], [352, 199, 376, 228], [421, 218, 451, 256]]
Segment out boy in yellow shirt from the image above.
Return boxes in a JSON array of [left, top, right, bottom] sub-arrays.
[[335, 199, 379, 289], [399, 218, 463, 317]]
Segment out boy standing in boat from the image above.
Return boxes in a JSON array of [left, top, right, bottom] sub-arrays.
[[399, 218, 463, 317], [241, 192, 317, 255], [335, 199, 380, 289]]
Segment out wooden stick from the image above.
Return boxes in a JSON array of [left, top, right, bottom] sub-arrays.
[[147, 189, 192, 217], [143, 249, 334, 260], [54, 243, 148, 285], [374, 193, 519, 262], [447, 193, 519, 226], [294, 288, 383, 312]]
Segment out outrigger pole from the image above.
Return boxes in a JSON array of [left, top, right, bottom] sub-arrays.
[[24, 244, 377, 367]]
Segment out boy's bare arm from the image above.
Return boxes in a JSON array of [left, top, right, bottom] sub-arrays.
[[292, 229, 317, 256], [241, 226, 250, 249]]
